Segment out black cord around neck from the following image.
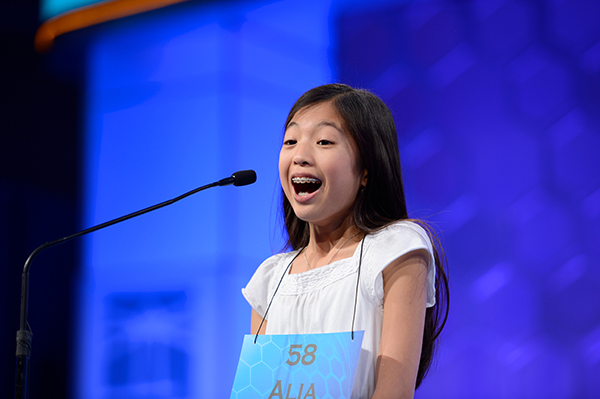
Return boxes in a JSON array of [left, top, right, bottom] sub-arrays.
[[254, 249, 302, 343], [351, 237, 365, 340], [254, 236, 366, 344]]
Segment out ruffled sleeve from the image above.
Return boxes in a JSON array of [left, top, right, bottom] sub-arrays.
[[241, 252, 296, 319], [362, 221, 437, 309]]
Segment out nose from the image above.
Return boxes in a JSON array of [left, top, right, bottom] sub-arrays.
[[292, 141, 312, 166], [293, 157, 310, 166]]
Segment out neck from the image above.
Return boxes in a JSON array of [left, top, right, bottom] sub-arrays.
[[292, 219, 362, 273], [307, 218, 357, 254], [289, 212, 365, 272]]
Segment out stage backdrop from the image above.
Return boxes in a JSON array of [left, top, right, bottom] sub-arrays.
[[77, 0, 600, 398], [78, 0, 334, 397]]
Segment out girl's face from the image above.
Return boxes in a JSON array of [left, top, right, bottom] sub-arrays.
[[279, 101, 367, 229]]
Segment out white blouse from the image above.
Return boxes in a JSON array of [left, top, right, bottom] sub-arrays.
[[242, 221, 436, 398]]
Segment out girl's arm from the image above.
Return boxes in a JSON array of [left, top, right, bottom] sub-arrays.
[[251, 309, 267, 335], [371, 249, 429, 399]]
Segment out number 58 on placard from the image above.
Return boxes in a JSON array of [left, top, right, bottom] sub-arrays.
[[285, 344, 317, 366]]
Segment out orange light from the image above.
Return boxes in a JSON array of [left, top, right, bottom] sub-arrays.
[[35, 0, 191, 53]]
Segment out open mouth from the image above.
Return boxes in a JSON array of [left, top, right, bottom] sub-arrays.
[[292, 177, 322, 196]]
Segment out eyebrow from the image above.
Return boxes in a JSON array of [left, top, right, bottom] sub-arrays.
[[286, 120, 344, 134]]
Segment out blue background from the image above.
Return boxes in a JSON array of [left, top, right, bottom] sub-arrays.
[[2, 0, 599, 398]]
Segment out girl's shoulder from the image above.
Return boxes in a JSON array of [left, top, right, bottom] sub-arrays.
[[368, 220, 432, 247], [252, 250, 299, 283], [364, 219, 437, 308], [260, 251, 298, 268], [259, 250, 299, 269], [243, 250, 300, 315]]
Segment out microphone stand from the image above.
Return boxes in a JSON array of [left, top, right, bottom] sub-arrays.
[[14, 170, 256, 398]]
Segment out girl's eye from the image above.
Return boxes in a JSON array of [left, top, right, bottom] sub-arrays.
[[317, 139, 333, 145], [283, 139, 297, 146]]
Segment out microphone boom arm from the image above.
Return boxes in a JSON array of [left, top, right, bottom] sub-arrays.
[[15, 170, 256, 399]]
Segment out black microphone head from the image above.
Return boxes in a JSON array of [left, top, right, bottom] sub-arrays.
[[232, 170, 257, 186]]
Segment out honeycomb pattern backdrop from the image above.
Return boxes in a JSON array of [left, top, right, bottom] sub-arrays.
[[335, 0, 600, 397]]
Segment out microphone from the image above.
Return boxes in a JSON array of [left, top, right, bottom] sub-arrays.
[[14, 170, 256, 399], [218, 169, 257, 187]]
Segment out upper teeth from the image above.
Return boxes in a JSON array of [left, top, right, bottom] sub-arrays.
[[292, 177, 320, 184]]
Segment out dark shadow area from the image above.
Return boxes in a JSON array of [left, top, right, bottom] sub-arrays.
[[1, 1, 81, 397]]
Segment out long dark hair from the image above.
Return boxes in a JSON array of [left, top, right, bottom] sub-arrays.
[[281, 83, 449, 389]]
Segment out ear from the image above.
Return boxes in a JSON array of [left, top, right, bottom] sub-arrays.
[[361, 169, 368, 187]]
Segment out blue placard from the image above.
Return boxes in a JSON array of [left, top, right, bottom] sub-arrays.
[[231, 331, 364, 399]]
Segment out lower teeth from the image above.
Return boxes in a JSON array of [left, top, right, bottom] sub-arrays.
[[298, 192, 308, 196]]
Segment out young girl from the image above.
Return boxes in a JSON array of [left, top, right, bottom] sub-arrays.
[[243, 84, 449, 398]]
